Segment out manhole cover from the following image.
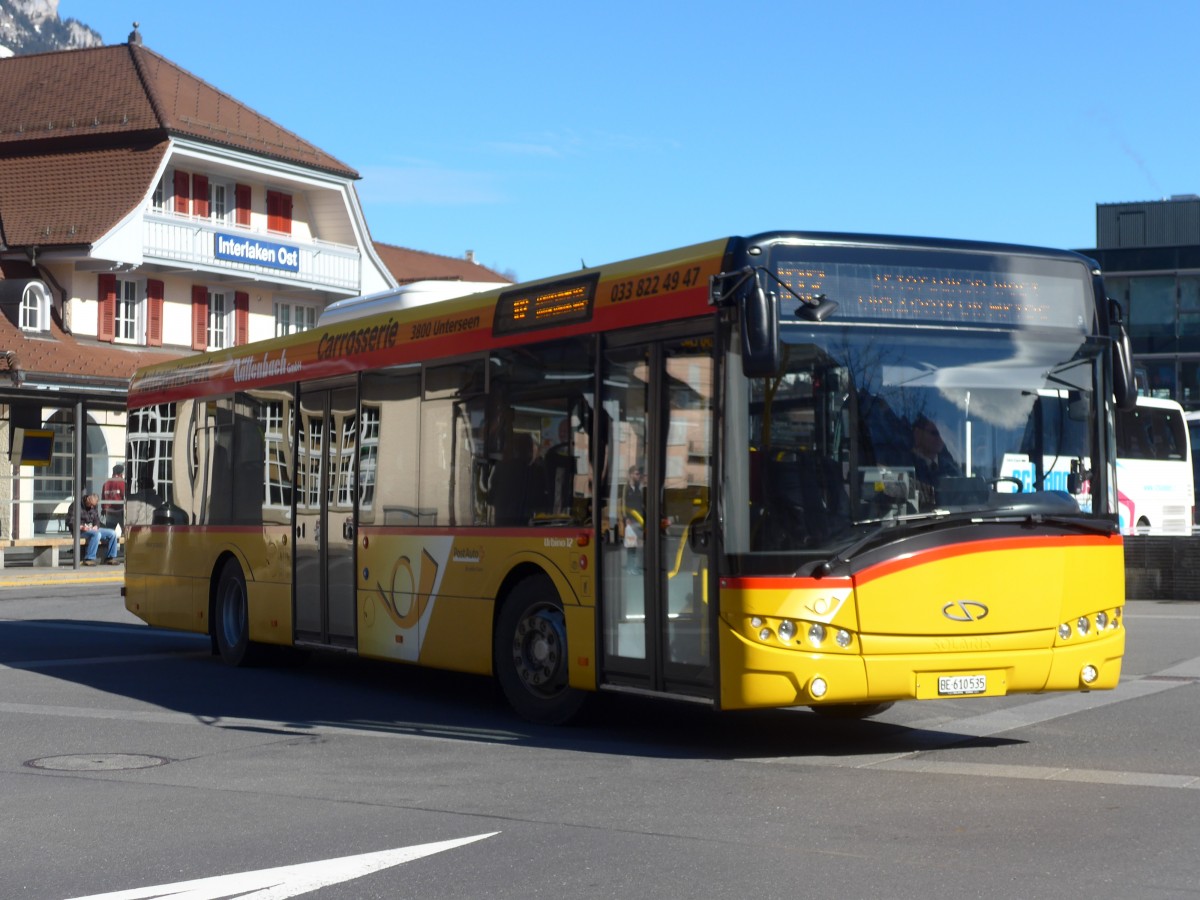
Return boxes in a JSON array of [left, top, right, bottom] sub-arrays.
[[26, 753, 171, 771]]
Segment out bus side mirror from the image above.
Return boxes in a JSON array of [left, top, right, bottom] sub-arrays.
[[1112, 322, 1136, 412], [741, 276, 780, 378], [1107, 297, 1136, 412]]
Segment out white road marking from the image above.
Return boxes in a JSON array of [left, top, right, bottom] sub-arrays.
[[65, 832, 498, 900]]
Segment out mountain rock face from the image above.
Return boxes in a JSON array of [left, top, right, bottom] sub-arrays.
[[0, 0, 103, 57]]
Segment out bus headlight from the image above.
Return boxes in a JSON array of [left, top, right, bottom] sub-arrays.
[[1095, 611, 1108, 630], [835, 629, 852, 648], [1058, 623, 1071, 640], [807, 623, 826, 647], [1076, 616, 1090, 636], [809, 676, 828, 699], [777, 620, 796, 643], [1081, 665, 1098, 685]]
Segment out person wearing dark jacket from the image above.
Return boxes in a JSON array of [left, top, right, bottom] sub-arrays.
[[77, 493, 120, 565]]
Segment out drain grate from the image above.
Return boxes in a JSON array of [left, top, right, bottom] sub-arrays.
[[26, 753, 171, 771]]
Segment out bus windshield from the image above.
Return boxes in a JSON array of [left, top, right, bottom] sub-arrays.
[[725, 322, 1107, 565]]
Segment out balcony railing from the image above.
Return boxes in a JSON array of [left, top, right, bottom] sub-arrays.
[[143, 212, 361, 292]]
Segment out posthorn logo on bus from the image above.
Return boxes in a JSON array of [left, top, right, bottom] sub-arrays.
[[942, 600, 989, 622]]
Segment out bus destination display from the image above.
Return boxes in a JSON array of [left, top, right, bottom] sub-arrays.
[[493, 273, 598, 336], [774, 256, 1093, 332]]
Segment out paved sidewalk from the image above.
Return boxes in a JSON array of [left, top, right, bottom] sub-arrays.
[[0, 553, 124, 587]]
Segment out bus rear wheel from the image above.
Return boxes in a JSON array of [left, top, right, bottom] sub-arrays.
[[494, 578, 585, 725], [214, 557, 258, 667]]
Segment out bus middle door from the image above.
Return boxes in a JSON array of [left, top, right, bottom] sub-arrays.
[[294, 385, 357, 649], [600, 333, 715, 697]]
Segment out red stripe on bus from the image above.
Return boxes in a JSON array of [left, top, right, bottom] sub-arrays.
[[851, 533, 1121, 586], [721, 533, 1120, 591]]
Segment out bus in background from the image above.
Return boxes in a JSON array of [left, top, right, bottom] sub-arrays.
[[123, 231, 1134, 724], [1188, 411, 1200, 528], [1116, 396, 1194, 535]]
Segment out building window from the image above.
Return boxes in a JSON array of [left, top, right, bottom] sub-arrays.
[[19, 281, 50, 333], [274, 300, 317, 336], [208, 291, 230, 349], [114, 278, 142, 343], [210, 180, 233, 224], [33, 414, 109, 536], [151, 176, 165, 211]]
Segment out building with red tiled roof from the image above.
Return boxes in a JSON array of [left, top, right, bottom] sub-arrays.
[[372, 242, 511, 286], [0, 30, 402, 545]]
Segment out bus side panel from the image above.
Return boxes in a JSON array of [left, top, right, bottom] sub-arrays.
[[125, 526, 292, 643], [124, 527, 207, 632], [356, 531, 596, 688], [125, 572, 205, 634], [246, 580, 294, 647]]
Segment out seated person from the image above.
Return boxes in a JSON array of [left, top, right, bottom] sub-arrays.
[[911, 416, 961, 508], [77, 493, 121, 565]]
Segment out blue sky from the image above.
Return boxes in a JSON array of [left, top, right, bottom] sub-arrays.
[[73, 0, 1200, 283]]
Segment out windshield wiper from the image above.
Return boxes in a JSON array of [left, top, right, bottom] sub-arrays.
[[809, 506, 1117, 578], [968, 510, 1118, 536], [808, 509, 961, 577]]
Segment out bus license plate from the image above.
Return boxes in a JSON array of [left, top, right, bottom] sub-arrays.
[[938, 674, 987, 695]]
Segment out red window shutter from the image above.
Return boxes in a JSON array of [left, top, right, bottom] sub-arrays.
[[266, 190, 280, 232], [146, 279, 164, 347], [191, 285, 209, 350], [234, 291, 249, 346], [97, 274, 116, 342], [266, 190, 293, 234], [173, 170, 190, 215], [192, 175, 209, 218], [235, 184, 252, 227]]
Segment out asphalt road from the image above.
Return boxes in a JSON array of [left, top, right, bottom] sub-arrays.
[[1, 584, 1197, 900]]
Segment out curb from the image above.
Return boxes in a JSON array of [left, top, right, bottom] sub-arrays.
[[0, 570, 124, 587]]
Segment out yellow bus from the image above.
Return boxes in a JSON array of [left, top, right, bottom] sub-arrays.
[[124, 231, 1134, 723]]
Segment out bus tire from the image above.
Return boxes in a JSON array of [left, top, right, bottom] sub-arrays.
[[213, 557, 258, 667], [494, 577, 586, 725], [809, 701, 895, 720]]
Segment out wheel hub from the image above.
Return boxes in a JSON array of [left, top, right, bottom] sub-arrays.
[[513, 607, 564, 693]]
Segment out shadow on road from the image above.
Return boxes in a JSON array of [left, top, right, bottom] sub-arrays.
[[0, 616, 1020, 762]]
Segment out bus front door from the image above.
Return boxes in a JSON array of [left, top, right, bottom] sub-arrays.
[[600, 334, 715, 697], [294, 385, 357, 649]]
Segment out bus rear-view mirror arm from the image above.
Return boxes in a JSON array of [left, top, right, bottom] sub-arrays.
[[711, 267, 838, 378], [1108, 297, 1136, 412]]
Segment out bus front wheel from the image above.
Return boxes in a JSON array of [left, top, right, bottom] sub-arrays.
[[214, 557, 258, 667], [494, 578, 586, 725]]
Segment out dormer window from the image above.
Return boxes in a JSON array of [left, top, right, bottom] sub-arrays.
[[19, 281, 50, 333]]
